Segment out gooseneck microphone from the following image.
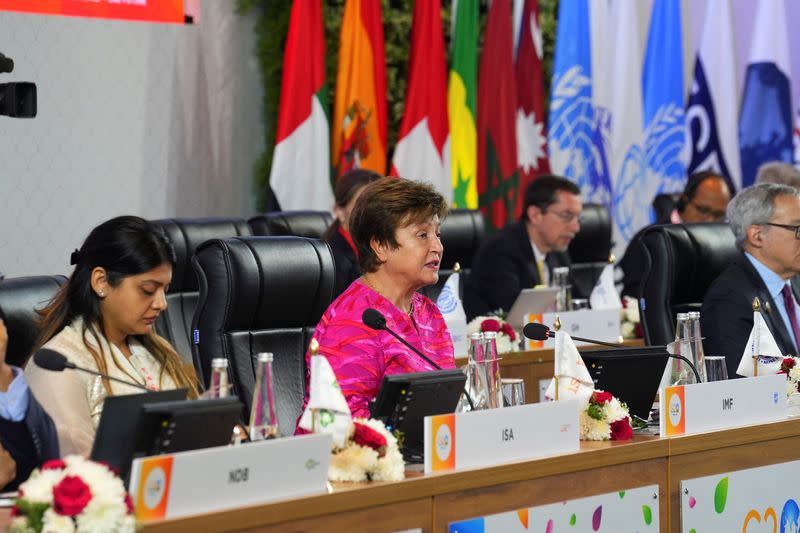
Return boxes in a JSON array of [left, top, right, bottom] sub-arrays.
[[522, 322, 702, 383], [362, 308, 475, 410], [34, 349, 151, 392]]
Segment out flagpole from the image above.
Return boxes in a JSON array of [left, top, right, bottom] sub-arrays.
[[309, 338, 320, 432], [554, 316, 562, 401], [752, 297, 760, 377]]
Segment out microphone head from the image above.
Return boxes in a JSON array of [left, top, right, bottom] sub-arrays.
[[362, 308, 387, 330], [523, 322, 551, 341], [33, 349, 70, 371]]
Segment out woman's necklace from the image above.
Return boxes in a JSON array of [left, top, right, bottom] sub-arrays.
[[362, 275, 414, 317]]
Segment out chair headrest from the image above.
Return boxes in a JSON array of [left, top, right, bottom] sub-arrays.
[[568, 203, 612, 263], [248, 211, 333, 239], [440, 209, 487, 270], [192, 236, 335, 332], [0, 275, 67, 366], [152, 218, 252, 293], [652, 193, 682, 224]]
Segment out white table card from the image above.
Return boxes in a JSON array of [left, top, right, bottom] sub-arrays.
[[524, 309, 621, 349], [423, 400, 579, 473], [660, 374, 786, 437], [129, 433, 332, 522]]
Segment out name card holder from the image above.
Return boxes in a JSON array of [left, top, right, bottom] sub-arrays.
[[129, 433, 332, 522], [660, 374, 786, 437], [524, 309, 620, 349], [423, 400, 579, 474]]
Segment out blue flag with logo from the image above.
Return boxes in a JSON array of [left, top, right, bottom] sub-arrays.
[[641, 0, 686, 204], [547, 0, 610, 206], [738, 1, 794, 188]]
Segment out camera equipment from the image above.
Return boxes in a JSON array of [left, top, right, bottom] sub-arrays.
[[0, 52, 37, 118]]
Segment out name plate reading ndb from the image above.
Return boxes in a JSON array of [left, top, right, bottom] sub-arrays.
[[129, 433, 332, 522], [424, 400, 579, 474], [660, 374, 786, 437]]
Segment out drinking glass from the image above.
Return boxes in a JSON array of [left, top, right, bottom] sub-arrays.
[[501, 378, 526, 407], [704, 356, 728, 382]]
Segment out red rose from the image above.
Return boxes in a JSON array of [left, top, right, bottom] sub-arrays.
[[634, 323, 644, 339], [10, 505, 18, 517], [41, 459, 66, 471], [352, 423, 387, 455], [781, 358, 796, 374], [125, 493, 134, 515], [610, 418, 633, 440], [592, 391, 613, 404], [500, 322, 516, 341], [53, 475, 92, 516], [481, 319, 501, 332]]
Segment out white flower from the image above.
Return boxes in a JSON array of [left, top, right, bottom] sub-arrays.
[[75, 499, 130, 533], [579, 410, 611, 441], [359, 418, 405, 481], [8, 516, 35, 533], [789, 365, 800, 383], [621, 296, 640, 323], [19, 468, 64, 505], [620, 321, 636, 340], [328, 444, 378, 482], [41, 508, 76, 533]]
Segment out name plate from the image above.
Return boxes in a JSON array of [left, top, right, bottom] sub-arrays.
[[423, 400, 579, 474], [129, 433, 332, 522], [660, 374, 786, 437], [524, 309, 620, 349]]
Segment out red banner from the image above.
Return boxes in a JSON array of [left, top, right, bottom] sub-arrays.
[[0, 0, 185, 24]]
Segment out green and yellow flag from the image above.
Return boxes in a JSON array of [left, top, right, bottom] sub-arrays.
[[448, 0, 478, 208]]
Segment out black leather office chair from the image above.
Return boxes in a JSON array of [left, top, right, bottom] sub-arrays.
[[419, 208, 487, 301], [638, 223, 738, 346], [248, 210, 333, 239], [652, 193, 682, 224], [0, 275, 67, 367], [151, 217, 251, 376], [191, 236, 335, 436], [568, 203, 613, 298]]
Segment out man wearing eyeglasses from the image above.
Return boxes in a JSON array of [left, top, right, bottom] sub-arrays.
[[702, 183, 800, 378], [464, 175, 582, 321]]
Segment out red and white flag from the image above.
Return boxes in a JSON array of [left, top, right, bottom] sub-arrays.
[[269, 0, 333, 210], [390, 0, 451, 202]]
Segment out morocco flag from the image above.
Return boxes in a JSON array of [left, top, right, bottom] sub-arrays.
[[478, 0, 519, 230], [269, 0, 332, 210], [332, 0, 388, 177], [391, 0, 451, 203], [448, 0, 478, 209], [514, 0, 550, 216]]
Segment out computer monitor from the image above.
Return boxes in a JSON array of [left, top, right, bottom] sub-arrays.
[[370, 369, 466, 463], [91, 392, 242, 481], [580, 346, 670, 421]]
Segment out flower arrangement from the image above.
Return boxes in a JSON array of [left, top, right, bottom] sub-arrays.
[[10, 455, 137, 533], [328, 418, 405, 483], [620, 296, 643, 339], [579, 390, 633, 441], [467, 315, 518, 353], [779, 357, 800, 396]]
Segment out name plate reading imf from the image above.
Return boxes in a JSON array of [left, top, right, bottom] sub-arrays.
[[660, 374, 786, 437], [424, 400, 579, 474], [129, 433, 332, 522]]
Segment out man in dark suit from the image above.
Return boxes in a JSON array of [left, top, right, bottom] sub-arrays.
[[701, 183, 800, 378], [464, 176, 581, 320]]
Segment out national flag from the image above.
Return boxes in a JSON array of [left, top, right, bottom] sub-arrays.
[[547, 0, 611, 206], [298, 354, 353, 447], [589, 264, 621, 310], [332, 0, 388, 177], [269, 0, 333, 210], [738, 1, 794, 188], [391, 0, 451, 203], [514, 0, 550, 217], [544, 330, 594, 401], [448, 0, 478, 209], [477, 0, 518, 231], [685, 0, 741, 192], [737, 311, 784, 378], [641, 0, 687, 199], [436, 271, 468, 357]]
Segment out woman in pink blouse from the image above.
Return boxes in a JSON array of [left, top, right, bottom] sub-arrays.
[[298, 177, 455, 422]]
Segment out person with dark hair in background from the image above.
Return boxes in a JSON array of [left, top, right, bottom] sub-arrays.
[[296, 177, 455, 422], [25, 216, 200, 456], [0, 315, 59, 491], [463, 175, 583, 321], [620, 171, 732, 297], [324, 169, 383, 298]]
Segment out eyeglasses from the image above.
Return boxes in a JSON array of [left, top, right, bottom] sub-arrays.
[[763, 222, 800, 239], [545, 210, 581, 224], [689, 201, 726, 220]]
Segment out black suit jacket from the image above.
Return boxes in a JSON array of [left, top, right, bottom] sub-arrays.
[[701, 253, 800, 378], [328, 230, 361, 299], [464, 222, 570, 321]]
